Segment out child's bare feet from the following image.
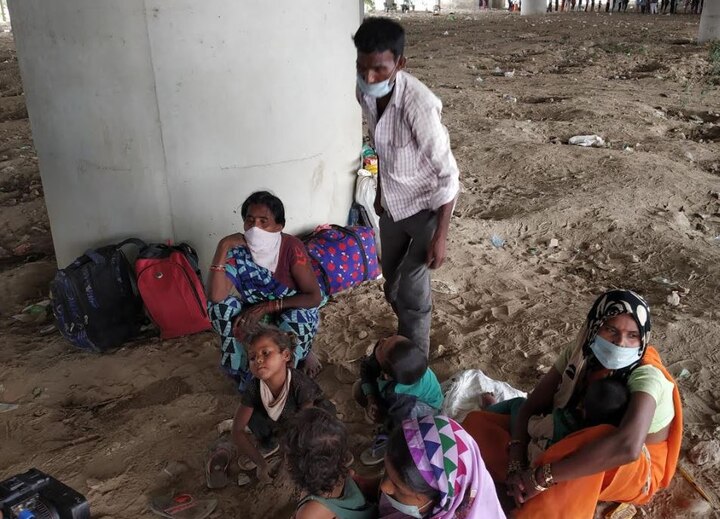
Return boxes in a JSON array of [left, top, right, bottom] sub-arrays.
[[481, 392, 497, 408], [301, 351, 323, 378]]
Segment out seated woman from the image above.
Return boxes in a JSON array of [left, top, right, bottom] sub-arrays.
[[357, 414, 505, 518], [207, 191, 323, 391], [463, 290, 683, 518]]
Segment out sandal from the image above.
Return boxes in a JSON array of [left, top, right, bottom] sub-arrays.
[[237, 443, 280, 471], [205, 441, 235, 489], [360, 434, 388, 466]]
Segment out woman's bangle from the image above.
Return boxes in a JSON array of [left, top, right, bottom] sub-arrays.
[[542, 463, 554, 487], [507, 460, 524, 475], [209, 264, 225, 272], [530, 466, 549, 492]]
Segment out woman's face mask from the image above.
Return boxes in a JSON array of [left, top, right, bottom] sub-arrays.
[[244, 226, 280, 249], [590, 335, 641, 369], [380, 492, 432, 518]]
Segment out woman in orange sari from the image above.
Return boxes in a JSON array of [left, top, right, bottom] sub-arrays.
[[463, 290, 682, 518]]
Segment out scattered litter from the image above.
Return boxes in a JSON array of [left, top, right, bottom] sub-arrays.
[[549, 238, 560, 248], [623, 144, 634, 152], [503, 69, 515, 78], [667, 291, 681, 307], [475, 76, 483, 83], [490, 235, 505, 248], [685, 151, 695, 162], [604, 503, 637, 519], [0, 403, 19, 413], [11, 300, 51, 324], [651, 276, 678, 287], [678, 465, 714, 507], [32, 387, 42, 398], [491, 67, 504, 76], [217, 419, 234, 435], [443, 31, 449, 35], [688, 440, 720, 466], [676, 368, 691, 381], [358, 330, 369, 340], [431, 279, 459, 295], [502, 94, 517, 103], [568, 135, 605, 147], [631, 254, 640, 263]]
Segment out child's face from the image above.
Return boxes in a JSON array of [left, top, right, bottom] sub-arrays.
[[375, 335, 405, 379], [247, 336, 291, 380]]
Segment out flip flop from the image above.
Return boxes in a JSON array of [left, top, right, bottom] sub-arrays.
[[360, 434, 388, 466], [205, 441, 235, 489], [149, 493, 217, 519], [237, 443, 280, 471]]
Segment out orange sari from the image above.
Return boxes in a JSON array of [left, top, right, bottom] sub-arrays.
[[463, 347, 682, 519]]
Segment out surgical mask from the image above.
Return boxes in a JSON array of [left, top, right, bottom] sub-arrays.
[[380, 492, 431, 519], [357, 63, 399, 98], [590, 335, 641, 370]]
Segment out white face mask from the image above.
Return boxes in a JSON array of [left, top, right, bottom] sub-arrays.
[[590, 335, 641, 370], [244, 226, 282, 273], [380, 492, 432, 519]]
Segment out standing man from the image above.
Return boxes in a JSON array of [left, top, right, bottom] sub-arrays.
[[353, 18, 459, 357]]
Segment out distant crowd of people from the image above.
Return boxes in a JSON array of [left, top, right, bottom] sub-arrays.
[[543, 0, 704, 13], [502, 0, 705, 12]]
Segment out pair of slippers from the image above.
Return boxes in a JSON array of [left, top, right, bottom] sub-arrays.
[[206, 440, 280, 488]]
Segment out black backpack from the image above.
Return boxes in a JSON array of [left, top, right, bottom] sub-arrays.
[[50, 239, 147, 352]]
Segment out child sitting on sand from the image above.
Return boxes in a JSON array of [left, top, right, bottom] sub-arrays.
[[285, 407, 376, 519], [353, 334, 443, 465], [231, 325, 335, 483]]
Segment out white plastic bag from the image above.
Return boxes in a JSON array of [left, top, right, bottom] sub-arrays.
[[568, 135, 605, 147], [355, 169, 381, 258], [441, 369, 527, 422]]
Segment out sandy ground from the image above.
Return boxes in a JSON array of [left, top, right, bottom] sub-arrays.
[[1, 9, 719, 519]]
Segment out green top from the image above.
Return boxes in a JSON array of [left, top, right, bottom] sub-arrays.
[[554, 345, 675, 433], [297, 478, 376, 519], [377, 368, 444, 410]]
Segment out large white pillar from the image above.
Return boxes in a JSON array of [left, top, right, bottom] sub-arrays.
[[522, 0, 547, 14], [698, 0, 720, 43], [8, 0, 362, 268]]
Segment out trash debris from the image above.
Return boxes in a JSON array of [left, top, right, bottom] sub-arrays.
[[502, 94, 517, 103], [503, 70, 515, 78], [677, 368, 691, 381], [0, 403, 19, 413], [667, 291, 681, 307], [677, 465, 714, 505], [688, 441, 720, 466], [32, 387, 42, 398], [548, 238, 560, 248], [631, 254, 641, 263], [568, 135, 605, 147], [358, 330, 369, 340], [490, 235, 505, 248], [651, 276, 678, 287], [475, 76, 483, 83], [491, 66, 504, 76], [604, 503, 637, 519], [443, 31, 449, 36], [11, 300, 51, 324]]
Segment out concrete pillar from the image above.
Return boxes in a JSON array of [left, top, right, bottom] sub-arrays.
[[522, 0, 547, 14], [698, 0, 720, 43], [8, 0, 362, 269]]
